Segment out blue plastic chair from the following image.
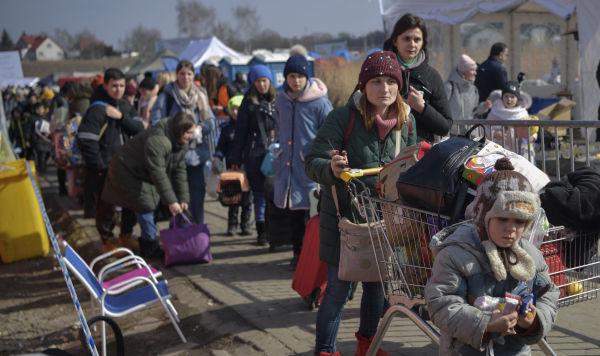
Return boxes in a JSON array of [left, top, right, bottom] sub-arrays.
[[62, 243, 187, 354]]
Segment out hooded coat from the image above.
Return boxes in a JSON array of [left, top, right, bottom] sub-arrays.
[[305, 91, 417, 265], [101, 118, 190, 213], [274, 78, 333, 210], [425, 223, 559, 356]]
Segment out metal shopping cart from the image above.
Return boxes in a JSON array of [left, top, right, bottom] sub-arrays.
[[535, 226, 600, 355], [339, 168, 449, 355], [339, 169, 600, 356]]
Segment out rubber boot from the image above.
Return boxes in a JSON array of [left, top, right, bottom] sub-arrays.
[[354, 332, 388, 356], [256, 221, 267, 246]]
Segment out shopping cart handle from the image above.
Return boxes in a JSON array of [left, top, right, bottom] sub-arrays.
[[340, 167, 382, 183]]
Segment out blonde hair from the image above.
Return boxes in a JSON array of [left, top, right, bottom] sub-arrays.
[[157, 72, 176, 91], [358, 91, 408, 131]]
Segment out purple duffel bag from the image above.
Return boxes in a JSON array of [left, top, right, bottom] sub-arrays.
[[160, 214, 212, 266]]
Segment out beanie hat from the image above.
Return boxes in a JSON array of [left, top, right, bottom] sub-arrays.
[[502, 81, 521, 99], [466, 157, 540, 234], [284, 55, 309, 78], [247, 65, 273, 86], [457, 54, 477, 75], [357, 51, 403, 91], [41, 87, 55, 101], [139, 77, 157, 91], [227, 95, 244, 113], [465, 157, 539, 282]]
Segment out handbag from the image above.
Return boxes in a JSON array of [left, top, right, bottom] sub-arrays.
[[260, 150, 274, 177], [396, 125, 485, 221], [332, 184, 389, 282], [160, 214, 212, 266]]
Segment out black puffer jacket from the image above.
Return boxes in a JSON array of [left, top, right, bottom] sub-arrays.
[[397, 53, 453, 142], [540, 167, 600, 233], [77, 86, 143, 170]]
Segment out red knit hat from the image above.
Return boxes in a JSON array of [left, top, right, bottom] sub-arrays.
[[357, 51, 403, 91]]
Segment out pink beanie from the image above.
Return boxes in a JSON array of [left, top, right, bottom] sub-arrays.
[[457, 54, 477, 75]]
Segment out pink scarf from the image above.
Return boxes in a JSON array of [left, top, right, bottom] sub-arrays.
[[375, 114, 398, 140]]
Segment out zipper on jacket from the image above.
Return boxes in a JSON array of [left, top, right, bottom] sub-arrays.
[[286, 101, 296, 208]]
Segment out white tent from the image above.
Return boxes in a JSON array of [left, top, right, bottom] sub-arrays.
[[378, 0, 600, 125], [179, 36, 241, 69]]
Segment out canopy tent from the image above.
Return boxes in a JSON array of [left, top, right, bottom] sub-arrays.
[[378, 0, 600, 126], [127, 50, 178, 75], [179, 36, 241, 69]]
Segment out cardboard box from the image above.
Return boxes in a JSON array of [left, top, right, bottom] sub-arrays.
[[537, 98, 576, 136]]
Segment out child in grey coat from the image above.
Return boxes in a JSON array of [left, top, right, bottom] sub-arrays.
[[425, 158, 559, 355]]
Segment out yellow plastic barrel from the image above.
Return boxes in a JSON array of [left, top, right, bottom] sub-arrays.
[[0, 159, 50, 263]]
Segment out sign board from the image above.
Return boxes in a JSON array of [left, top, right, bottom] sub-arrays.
[[0, 51, 24, 80]]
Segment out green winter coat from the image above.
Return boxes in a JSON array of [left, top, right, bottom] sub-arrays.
[[305, 92, 417, 266], [101, 118, 190, 212]]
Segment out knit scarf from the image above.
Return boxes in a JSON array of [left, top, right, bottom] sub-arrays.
[[165, 82, 211, 121], [375, 113, 398, 141]]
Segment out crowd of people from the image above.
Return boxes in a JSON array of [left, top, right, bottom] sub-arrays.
[[1, 12, 565, 356]]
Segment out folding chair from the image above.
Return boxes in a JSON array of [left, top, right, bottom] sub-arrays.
[[62, 243, 187, 355]]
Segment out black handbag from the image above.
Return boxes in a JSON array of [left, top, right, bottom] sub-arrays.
[[396, 125, 486, 222]]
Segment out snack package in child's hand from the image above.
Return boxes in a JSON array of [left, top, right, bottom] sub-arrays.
[[473, 295, 501, 312], [503, 295, 520, 315], [519, 293, 535, 317]]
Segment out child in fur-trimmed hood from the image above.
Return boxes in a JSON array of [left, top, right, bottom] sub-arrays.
[[425, 158, 559, 355]]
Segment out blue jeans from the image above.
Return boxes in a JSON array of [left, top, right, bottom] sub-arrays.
[[137, 211, 157, 241], [315, 264, 385, 353], [187, 164, 206, 224], [253, 190, 266, 223]]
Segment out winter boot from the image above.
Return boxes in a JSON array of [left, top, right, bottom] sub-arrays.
[[256, 221, 267, 246], [139, 238, 164, 260], [227, 206, 239, 236], [354, 332, 388, 356], [118, 233, 139, 251], [239, 200, 252, 236]]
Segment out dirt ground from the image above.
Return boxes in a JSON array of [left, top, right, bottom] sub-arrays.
[[0, 171, 261, 356]]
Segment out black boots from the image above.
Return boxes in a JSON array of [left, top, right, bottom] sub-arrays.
[[139, 238, 164, 260], [256, 221, 267, 246]]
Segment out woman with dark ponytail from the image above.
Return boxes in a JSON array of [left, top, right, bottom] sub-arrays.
[[384, 13, 453, 142]]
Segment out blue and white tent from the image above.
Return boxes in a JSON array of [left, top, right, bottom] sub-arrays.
[[179, 36, 241, 69]]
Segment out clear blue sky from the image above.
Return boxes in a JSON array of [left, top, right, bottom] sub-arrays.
[[0, 0, 383, 47]]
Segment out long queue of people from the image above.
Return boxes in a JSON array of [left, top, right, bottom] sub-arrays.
[[1, 12, 561, 356]]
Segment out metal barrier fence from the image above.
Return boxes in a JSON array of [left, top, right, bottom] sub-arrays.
[[454, 119, 600, 180]]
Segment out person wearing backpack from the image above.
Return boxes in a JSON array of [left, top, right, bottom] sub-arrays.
[[150, 60, 215, 225], [77, 68, 144, 252], [305, 51, 416, 355]]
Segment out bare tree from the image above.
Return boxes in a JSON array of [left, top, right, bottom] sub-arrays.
[[212, 22, 243, 51], [121, 25, 162, 58], [52, 28, 75, 51], [176, 0, 215, 38], [233, 5, 260, 51]]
